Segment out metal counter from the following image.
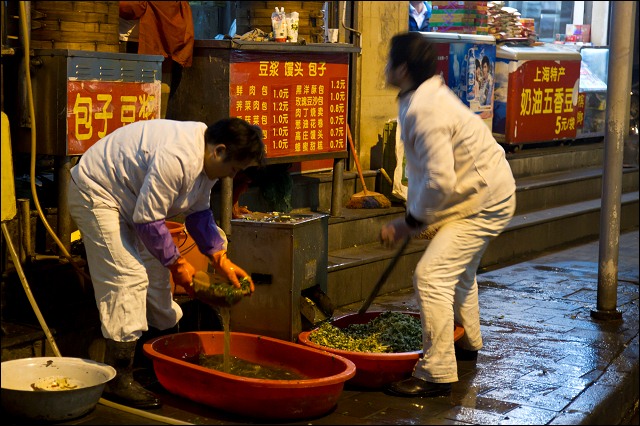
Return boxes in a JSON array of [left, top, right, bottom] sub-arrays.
[[227, 212, 328, 342]]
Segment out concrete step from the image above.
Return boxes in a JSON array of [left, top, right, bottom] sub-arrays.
[[514, 165, 638, 215], [505, 141, 605, 178], [327, 206, 404, 251], [323, 165, 639, 251], [325, 191, 639, 308]]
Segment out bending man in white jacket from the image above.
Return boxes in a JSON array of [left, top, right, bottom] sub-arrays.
[[380, 32, 516, 397], [68, 118, 265, 408]]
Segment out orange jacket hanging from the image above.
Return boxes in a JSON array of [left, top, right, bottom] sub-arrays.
[[119, 1, 195, 68]]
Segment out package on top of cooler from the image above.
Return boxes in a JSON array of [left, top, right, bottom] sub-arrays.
[[432, 1, 488, 10]]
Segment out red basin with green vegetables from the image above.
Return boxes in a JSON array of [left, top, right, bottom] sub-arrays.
[[298, 311, 465, 389]]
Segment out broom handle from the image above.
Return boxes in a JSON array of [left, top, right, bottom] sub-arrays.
[[347, 124, 369, 194], [358, 235, 411, 315]]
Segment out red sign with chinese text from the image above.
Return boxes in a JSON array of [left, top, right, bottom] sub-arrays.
[[505, 59, 580, 143], [434, 43, 450, 83], [229, 51, 349, 159], [575, 92, 586, 130], [66, 80, 161, 155]]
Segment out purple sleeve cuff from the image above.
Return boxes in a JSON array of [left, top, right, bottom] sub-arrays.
[[184, 209, 225, 256], [135, 220, 180, 267]]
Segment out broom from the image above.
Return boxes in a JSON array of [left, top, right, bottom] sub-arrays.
[[346, 124, 392, 209]]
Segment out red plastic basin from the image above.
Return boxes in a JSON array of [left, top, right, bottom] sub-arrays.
[[143, 331, 356, 420], [298, 311, 465, 389]]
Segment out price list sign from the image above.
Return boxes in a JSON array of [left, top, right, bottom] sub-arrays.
[[229, 51, 349, 159]]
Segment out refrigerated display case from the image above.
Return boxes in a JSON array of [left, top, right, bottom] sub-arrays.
[[492, 43, 582, 146], [421, 32, 496, 130], [576, 47, 608, 139]]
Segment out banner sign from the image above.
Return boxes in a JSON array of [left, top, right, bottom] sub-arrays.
[[504, 59, 581, 143], [66, 80, 161, 155]]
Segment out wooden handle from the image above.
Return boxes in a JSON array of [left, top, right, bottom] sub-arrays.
[[379, 168, 393, 185], [346, 124, 368, 194]]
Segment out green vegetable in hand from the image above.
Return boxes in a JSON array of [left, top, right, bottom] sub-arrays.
[[193, 271, 252, 307]]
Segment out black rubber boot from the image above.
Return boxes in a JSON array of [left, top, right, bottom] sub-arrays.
[[455, 345, 479, 361], [103, 339, 162, 409], [385, 376, 452, 397]]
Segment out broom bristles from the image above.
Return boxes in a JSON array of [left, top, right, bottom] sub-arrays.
[[346, 190, 392, 209]]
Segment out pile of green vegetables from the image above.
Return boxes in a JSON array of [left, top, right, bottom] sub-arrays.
[[308, 311, 422, 353]]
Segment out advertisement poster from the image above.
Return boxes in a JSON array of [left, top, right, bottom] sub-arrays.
[[431, 41, 495, 130], [447, 42, 496, 129]]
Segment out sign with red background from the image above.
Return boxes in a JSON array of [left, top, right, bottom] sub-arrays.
[[434, 43, 451, 82], [66, 80, 161, 155], [505, 59, 581, 143], [229, 51, 349, 159]]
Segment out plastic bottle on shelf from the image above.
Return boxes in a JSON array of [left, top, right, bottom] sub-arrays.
[[272, 7, 287, 42]]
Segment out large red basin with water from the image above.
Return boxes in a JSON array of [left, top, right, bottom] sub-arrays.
[[298, 311, 465, 389], [143, 331, 356, 420]]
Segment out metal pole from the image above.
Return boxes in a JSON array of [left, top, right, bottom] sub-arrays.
[[330, 157, 344, 217], [591, 1, 636, 321], [56, 155, 72, 254], [220, 176, 233, 236], [17, 198, 31, 263]]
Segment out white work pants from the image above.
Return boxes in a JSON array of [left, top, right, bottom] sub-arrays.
[[412, 194, 516, 383], [68, 179, 183, 342]]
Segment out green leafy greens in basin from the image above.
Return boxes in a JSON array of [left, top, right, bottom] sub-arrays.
[[308, 311, 422, 353]]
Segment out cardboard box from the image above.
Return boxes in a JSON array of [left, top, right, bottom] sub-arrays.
[[566, 24, 590, 43]]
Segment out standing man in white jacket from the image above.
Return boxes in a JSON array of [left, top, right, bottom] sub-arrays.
[[380, 32, 516, 397], [68, 118, 265, 408]]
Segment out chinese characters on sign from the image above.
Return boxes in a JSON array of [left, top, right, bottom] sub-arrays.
[[575, 92, 586, 130], [506, 59, 580, 143], [67, 80, 161, 155], [229, 51, 349, 158]]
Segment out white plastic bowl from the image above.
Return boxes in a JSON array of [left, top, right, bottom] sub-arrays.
[[1, 357, 116, 421]]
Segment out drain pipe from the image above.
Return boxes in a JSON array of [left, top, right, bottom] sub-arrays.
[[341, 1, 361, 50], [17, 198, 59, 263], [18, 198, 30, 263], [591, 1, 636, 321], [2, 222, 62, 357]]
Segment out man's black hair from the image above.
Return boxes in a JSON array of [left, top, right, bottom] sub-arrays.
[[205, 118, 266, 166], [389, 32, 437, 89], [482, 55, 490, 68]]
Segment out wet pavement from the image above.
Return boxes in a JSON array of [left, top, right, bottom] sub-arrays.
[[8, 230, 639, 425]]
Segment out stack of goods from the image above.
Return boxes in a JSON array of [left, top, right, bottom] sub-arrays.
[[235, 1, 325, 43], [520, 18, 536, 36], [487, 1, 536, 41], [430, 1, 489, 35]]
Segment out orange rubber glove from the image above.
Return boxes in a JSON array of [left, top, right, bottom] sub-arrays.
[[168, 256, 196, 297], [211, 250, 254, 292]]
